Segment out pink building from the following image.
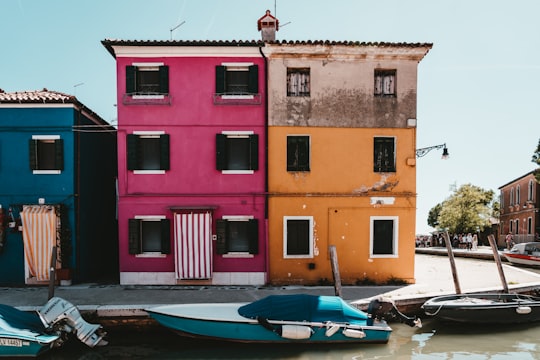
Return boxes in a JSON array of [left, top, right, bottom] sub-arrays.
[[102, 40, 267, 285]]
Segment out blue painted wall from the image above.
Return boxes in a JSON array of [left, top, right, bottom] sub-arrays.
[[0, 105, 117, 285]]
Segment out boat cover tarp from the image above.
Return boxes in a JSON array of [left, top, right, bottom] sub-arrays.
[[238, 294, 368, 323], [0, 303, 46, 336]]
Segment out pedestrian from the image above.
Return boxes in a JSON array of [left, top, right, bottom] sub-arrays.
[[505, 232, 514, 250], [466, 233, 473, 250], [472, 233, 478, 251]]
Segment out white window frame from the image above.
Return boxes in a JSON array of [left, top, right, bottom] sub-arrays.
[[221, 215, 255, 258], [221, 62, 254, 99], [134, 215, 167, 258], [283, 216, 314, 259], [132, 131, 166, 175], [131, 62, 165, 99], [220, 130, 255, 175], [370, 216, 399, 258], [31, 135, 62, 175]]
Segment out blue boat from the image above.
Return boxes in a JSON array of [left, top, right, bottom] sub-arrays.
[[0, 304, 60, 357], [0, 297, 108, 357], [147, 294, 407, 344]]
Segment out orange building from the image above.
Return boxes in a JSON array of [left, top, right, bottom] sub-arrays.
[[262, 39, 432, 285]]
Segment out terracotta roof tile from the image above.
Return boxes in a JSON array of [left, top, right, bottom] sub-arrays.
[[0, 89, 75, 104]]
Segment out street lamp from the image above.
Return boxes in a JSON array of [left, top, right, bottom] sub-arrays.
[[416, 143, 449, 159]]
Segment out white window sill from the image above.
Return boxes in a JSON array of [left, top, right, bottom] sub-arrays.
[[221, 170, 254, 175], [133, 170, 166, 175], [135, 253, 167, 258], [33, 170, 61, 175], [222, 253, 254, 258]]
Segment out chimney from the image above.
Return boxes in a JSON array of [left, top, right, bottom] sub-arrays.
[[257, 10, 279, 42]]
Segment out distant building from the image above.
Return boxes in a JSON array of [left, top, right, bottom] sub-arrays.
[[499, 170, 539, 244], [0, 89, 118, 285]]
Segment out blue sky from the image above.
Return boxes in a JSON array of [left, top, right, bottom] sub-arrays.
[[2, 0, 539, 234]]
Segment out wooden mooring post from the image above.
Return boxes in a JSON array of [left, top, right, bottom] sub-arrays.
[[488, 234, 509, 293], [329, 245, 343, 298], [443, 231, 462, 294]]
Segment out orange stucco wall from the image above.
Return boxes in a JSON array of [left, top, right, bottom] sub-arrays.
[[267, 126, 417, 285]]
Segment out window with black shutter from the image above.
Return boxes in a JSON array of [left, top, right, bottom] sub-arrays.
[[215, 218, 259, 255], [216, 133, 258, 172], [127, 133, 170, 172], [374, 137, 396, 173], [126, 65, 169, 95], [29, 137, 63, 173], [287, 136, 310, 171], [215, 65, 258, 95], [128, 218, 171, 255]]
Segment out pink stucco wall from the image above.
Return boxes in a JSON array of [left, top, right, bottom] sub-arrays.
[[115, 54, 267, 277]]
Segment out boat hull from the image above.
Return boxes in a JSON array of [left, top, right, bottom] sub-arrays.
[[422, 293, 540, 324], [503, 242, 540, 267], [0, 335, 58, 357], [147, 302, 392, 344]]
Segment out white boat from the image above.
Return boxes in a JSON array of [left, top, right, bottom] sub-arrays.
[[503, 242, 540, 267], [147, 294, 419, 344]]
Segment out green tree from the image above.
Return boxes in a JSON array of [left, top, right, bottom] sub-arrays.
[[437, 184, 494, 234], [427, 202, 443, 229], [532, 138, 540, 183]]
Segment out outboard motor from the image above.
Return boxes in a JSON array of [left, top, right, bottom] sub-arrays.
[[367, 297, 422, 328], [37, 297, 108, 347]]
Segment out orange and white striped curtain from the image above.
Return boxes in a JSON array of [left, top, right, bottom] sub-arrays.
[[21, 205, 56, 281]]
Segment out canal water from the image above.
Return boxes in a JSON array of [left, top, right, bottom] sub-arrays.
[[41, 318, 540, 359]]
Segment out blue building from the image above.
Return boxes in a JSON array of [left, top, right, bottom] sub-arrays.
[[0, 89, 118, 285]]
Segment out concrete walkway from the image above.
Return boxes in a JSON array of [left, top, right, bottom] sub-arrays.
[[2, 247, 540, 324]]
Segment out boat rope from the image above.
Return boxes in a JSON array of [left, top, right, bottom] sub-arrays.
[[424, 303, 444, 317]]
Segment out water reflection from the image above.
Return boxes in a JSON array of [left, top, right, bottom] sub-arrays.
[[41, 319, 540, 359]]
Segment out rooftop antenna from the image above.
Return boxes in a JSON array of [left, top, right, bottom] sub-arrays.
[[170, 21, 185, 40], [73, 82, 84, 96]]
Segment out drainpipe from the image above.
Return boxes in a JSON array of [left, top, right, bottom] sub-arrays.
[[259, 45, 269, 284]]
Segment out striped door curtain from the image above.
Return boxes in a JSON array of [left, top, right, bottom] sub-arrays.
[[21, 205, 56, 281], [174, 211, 213, 280]]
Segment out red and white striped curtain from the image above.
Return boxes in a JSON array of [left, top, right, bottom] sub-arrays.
[[174, 211, 212, 279], [21, 205, 56, 281]]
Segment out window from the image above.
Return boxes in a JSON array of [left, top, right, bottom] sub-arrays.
[[29, 135, 63, 174], [287, 135, 310, 171], [528, 217, 533, 235], [370, 216, 398, 257], [374, 137, 396, 172], [126, 64, 169, 95], [283, 216, 313, 258], [127, 132, 170, 173], [128, 217, 171, 255], [509, 220, 513, 233], [516, 219, 520, 234], [287, 68, 310, 97], [216, 217, 258, 255], [510, 188, 515, 205], [215, 64, 258, 95], [528, 180, 534, 201], [374, 69, 396, 97], [216, 132, 258, 173], [516, 185, 521, 205]]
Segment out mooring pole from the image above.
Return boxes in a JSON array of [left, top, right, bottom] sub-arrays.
[[329, 245, 343, 298], [488, 234, 509, 293], [48, 246, 57, 300], [443, 231, 461, 294]]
